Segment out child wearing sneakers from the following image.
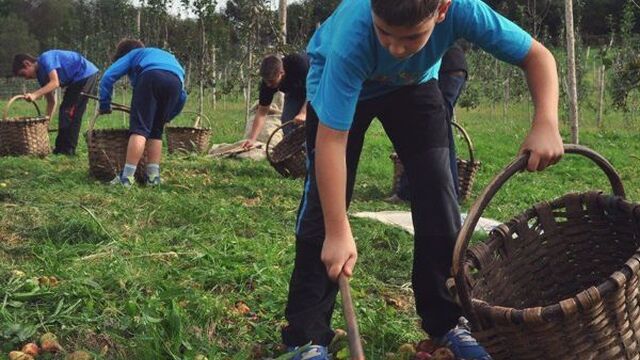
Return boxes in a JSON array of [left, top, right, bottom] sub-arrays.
[[98, 39, 187, 186], [283, 0, 564, 359]]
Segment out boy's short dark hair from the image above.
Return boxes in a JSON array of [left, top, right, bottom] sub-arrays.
[[113, 39, 145, 61], [12, 54, 37, 76], [372, 0, 443, 27], [259, 55, 283, 81]]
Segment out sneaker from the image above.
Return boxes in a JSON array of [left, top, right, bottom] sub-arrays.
[[286, 345, 329, 360], [145, 175, 161, 186], [437, 317, 493, 360], [109, 174, 135, 187]]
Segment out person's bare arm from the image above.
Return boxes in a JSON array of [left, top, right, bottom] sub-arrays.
[[241, 105, 270, 149], [293, 101, 308, 124], [518, 39, 564, 171], [44, 92, 56, 119], [316, 123, 357, 281], [24, 70, 60, 103]]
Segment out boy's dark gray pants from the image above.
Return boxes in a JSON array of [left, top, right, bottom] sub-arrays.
[[54, 73, 98, 155], [282, 80, 463, 346]]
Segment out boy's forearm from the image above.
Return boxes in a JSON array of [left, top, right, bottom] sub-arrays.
[[521, 40, 559, 128], [45, 93, 56, 118], [33, 81, 59, 99], [297, 101, 308, 117], [315, 123, 351, 239], [247, 106, 269, 141]]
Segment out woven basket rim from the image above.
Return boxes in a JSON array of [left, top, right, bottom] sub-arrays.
[[466, 191, 640, 324], [1, 116, 49, 122], [166, 126, 211, 131]]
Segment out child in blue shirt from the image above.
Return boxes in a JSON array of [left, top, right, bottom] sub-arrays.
[[98, 39, 187, 186], [283, 0, 564, 359], [13, 50, 99, 155]]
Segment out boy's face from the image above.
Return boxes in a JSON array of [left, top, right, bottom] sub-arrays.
[[373, 1, 451, 60], [264, 69, 285, 89], [17, 61, 37, 79]]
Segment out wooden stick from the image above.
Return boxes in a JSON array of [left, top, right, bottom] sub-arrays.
[[339, 274, 365, 360], [80, 92, 130, 112]]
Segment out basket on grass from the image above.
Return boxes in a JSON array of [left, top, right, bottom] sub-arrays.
[[166, 111, 212, 154], [0, 95, 51, 157], [266, 120, 306, 179], [85, 108, 147, 183], [449, 144, 640, 360], [390, 121, 480, 203]]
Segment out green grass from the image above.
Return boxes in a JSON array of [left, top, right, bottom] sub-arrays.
[[1, 94, 639, 359]]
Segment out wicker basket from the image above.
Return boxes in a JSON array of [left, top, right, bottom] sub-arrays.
[[450, 144, 640, 360], [166, 111, 212, 154], [390, 121, 480, 202], [0, 95, 51, 157], [266, 120, 307, 179], [85, 108, 147, 182]]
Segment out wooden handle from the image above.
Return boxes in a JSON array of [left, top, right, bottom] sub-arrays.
[[339, 274, 365, 360], [451, 144, 625, 329], [81, 92, 130, 112], [3, 95, 42, 120]]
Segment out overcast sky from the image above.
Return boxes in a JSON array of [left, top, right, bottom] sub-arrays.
[[133, 0, 301, 18]]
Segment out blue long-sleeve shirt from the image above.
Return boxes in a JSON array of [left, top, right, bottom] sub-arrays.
[[99, 47, 187, 118]]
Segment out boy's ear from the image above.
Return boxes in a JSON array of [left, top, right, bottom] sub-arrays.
[[435, 0, 452, 23], [22, 60, 32, 69]]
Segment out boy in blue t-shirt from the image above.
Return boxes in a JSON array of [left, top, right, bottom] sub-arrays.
[[13, 50, 99, 155], [98, 39, 187, 186], [283, 0, 564, 359]]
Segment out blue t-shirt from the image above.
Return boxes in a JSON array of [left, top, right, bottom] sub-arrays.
[[36, 50, 98, 87], [306, 0, 533, 131], [99, 47, 187, 118]]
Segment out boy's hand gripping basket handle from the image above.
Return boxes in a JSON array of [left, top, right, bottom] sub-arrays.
[[452, 144, 625, 329], [3, 95, 43, 120], [339, 274, 365, 360]]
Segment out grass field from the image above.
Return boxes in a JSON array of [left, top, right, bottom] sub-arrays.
[[1, 94, 639, 359]]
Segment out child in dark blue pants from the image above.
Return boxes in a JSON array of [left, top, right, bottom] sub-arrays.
[[395, 45, 468, 202], [282, 0, 564, 359], [98, 39, 187, 186]]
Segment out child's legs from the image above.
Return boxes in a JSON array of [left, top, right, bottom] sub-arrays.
[[55, 74, 97, 154], [146, 139, 162, 164], [125, 134, 147, 165], [283, 101, 377, 347], [378, 80, 462, 337], [128, 70, 181, 167]]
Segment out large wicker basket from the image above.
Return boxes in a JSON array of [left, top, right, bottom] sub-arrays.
[[266, 120, 307, 179], [390, 121, 480, 203], [450, 144, 640, 360], [85, 108, 147, 182], [0, 95, 51, 157], [166, 111, 212, 154]]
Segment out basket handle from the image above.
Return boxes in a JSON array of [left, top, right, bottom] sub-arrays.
[[265, 120, 299, 166], [86, 106, 131, 144], [451, 121, 475, 164], [3, 95, 42, 120], [177, 111, 212, 129], [451, 144, 625, 328]]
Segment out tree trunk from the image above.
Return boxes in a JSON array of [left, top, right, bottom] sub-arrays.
[[597, 65, 606, 128], [136, 9, 141, 38], [212, 45, 217, 110], [565, 0, 580, 144], [274, 0, 287, 110]]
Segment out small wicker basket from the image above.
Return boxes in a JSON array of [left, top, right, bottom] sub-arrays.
[[85, 108, 147, 182], [450, 144, 640, 360], [390, 121, 480, 203], [0, 95, 51, 157], [166, 111, 212, 154], [266, 120, 307, 179]]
